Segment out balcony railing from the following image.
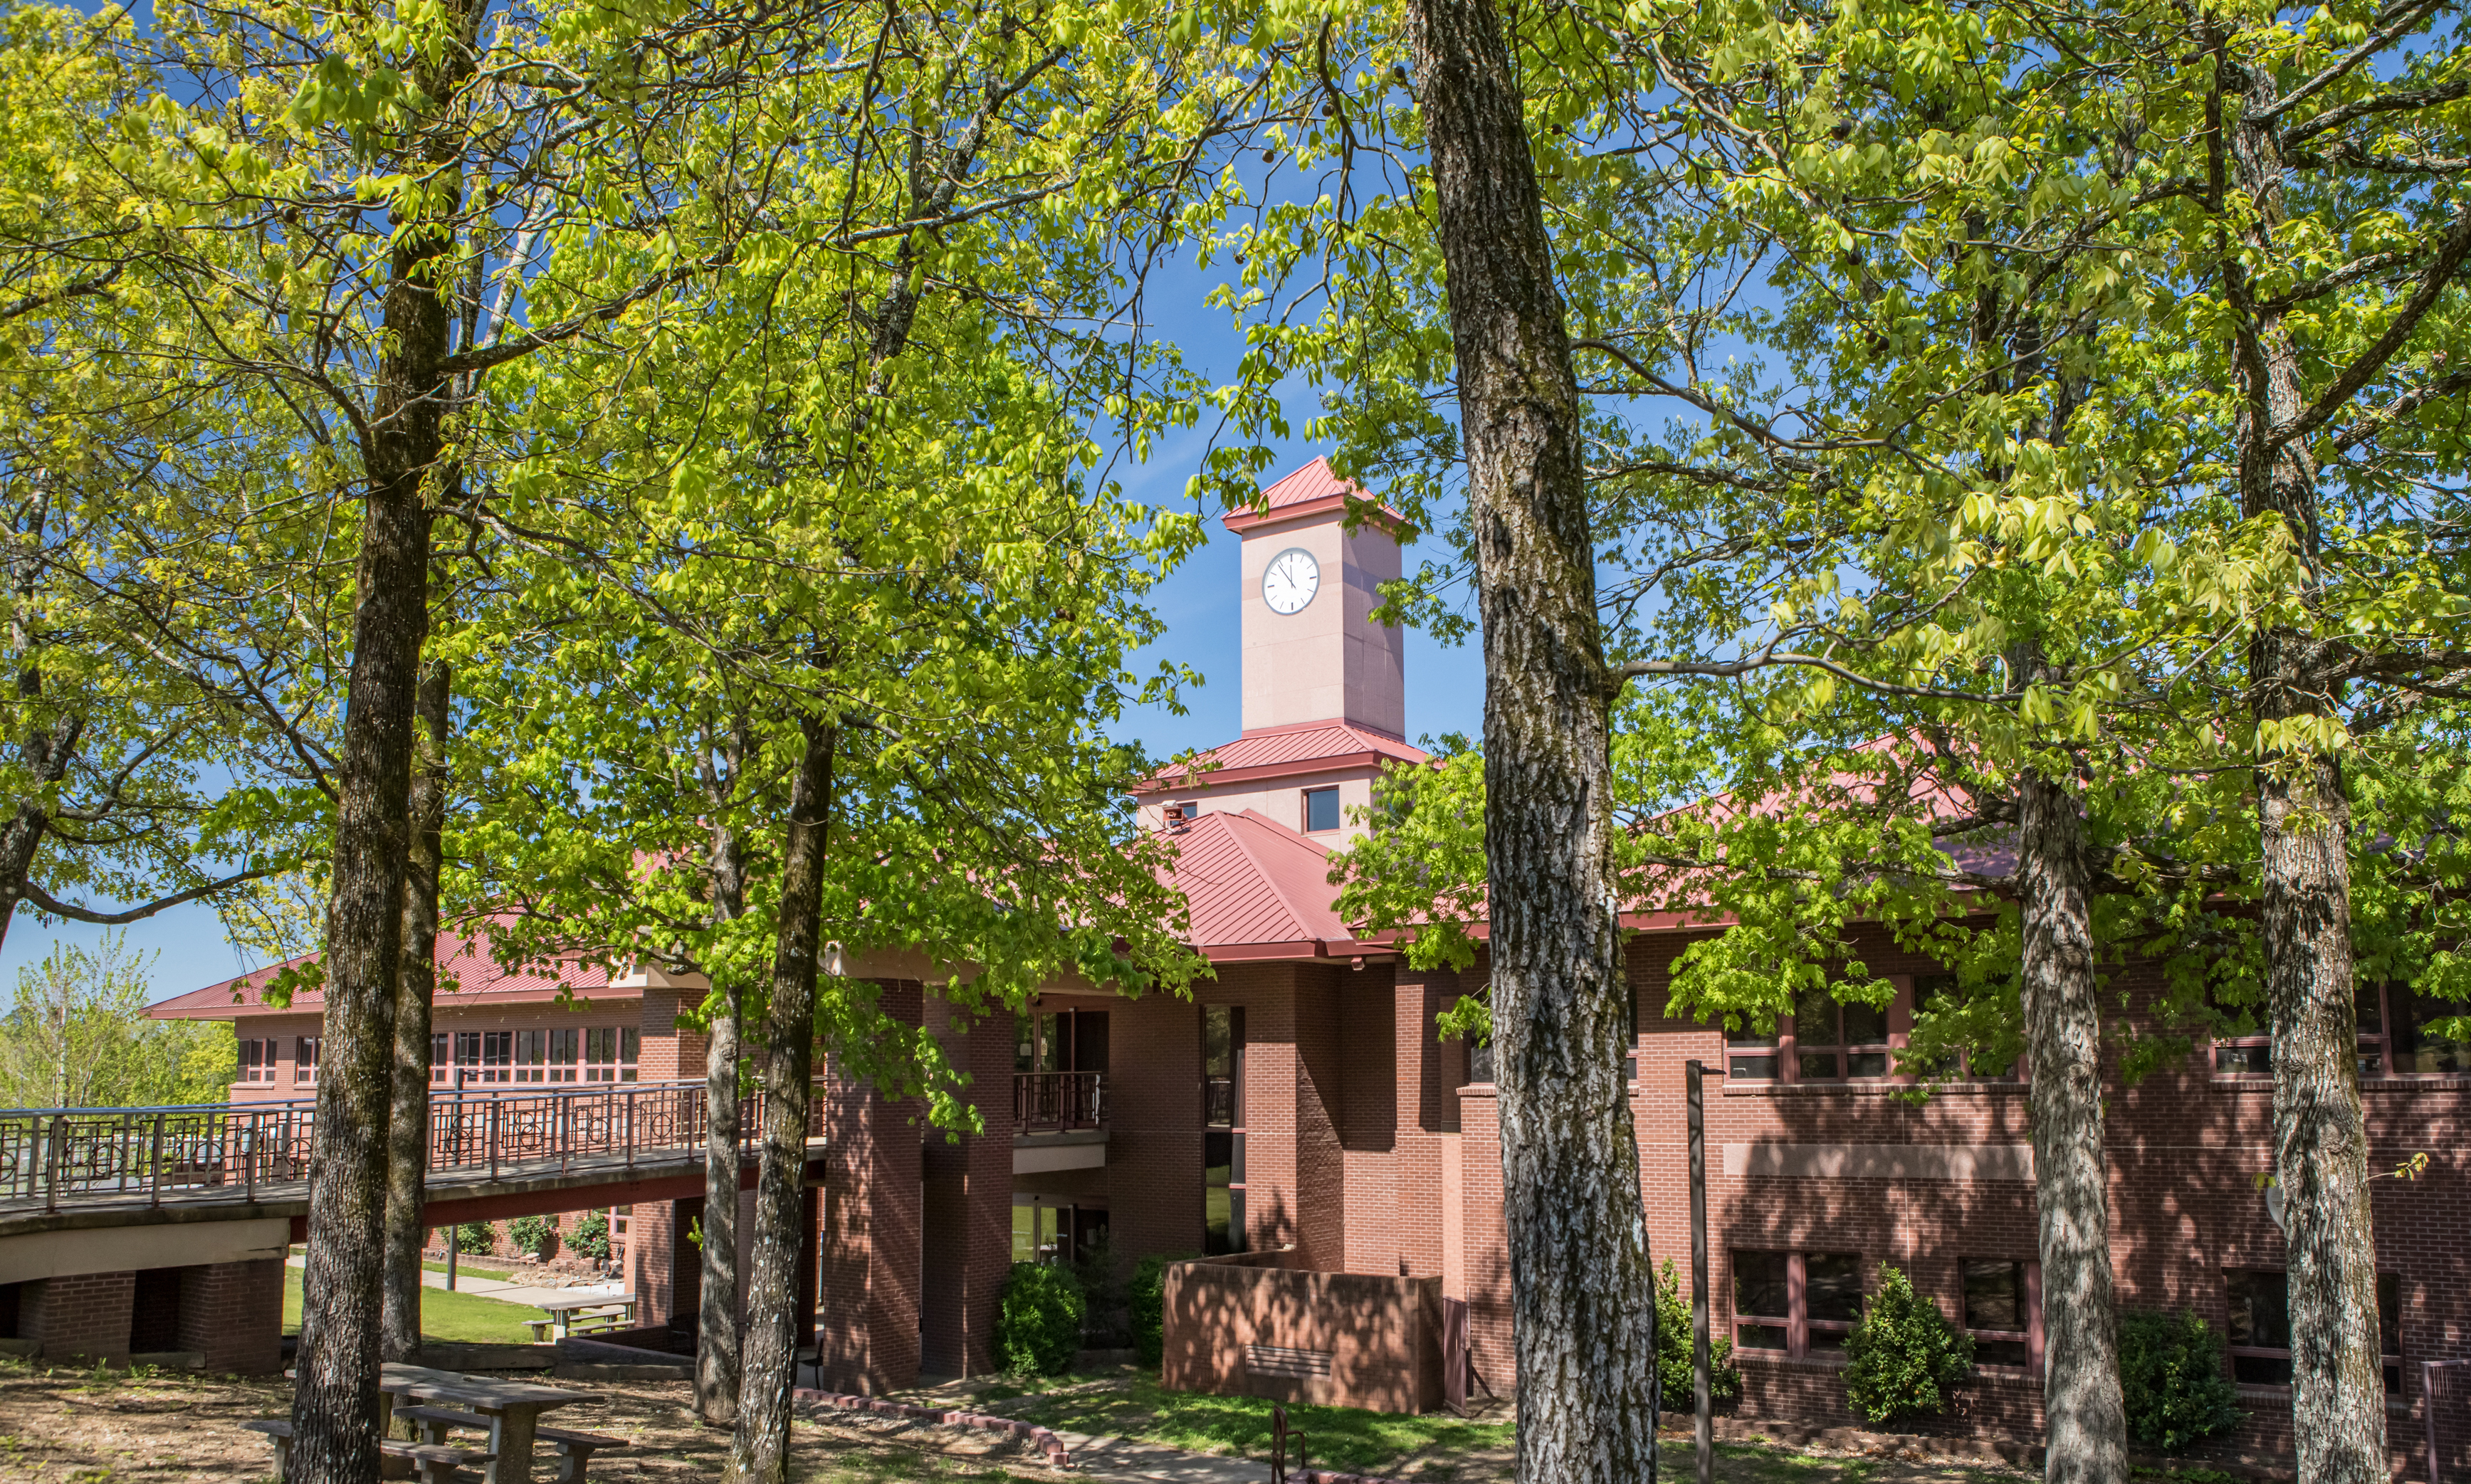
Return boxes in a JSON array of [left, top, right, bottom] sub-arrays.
[[0, 1079, 824, 1215], [1014, 1072, 1105, 1132]]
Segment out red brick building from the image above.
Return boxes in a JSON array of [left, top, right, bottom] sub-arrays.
[[140, 458, 2470, 1475]]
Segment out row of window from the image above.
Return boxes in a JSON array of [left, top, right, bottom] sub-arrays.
[[2215, 981, 2467, 1079], [1734, 1251, 2035, 1368], [1719, 974, 2468, 1085], [1733, 1251, 2402, 1389], [236, 1028, 641, 1085]]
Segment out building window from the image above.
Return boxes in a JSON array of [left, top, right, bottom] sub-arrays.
[[584, 1027, 638, 1082], [2378, 982, 2469, 1075], [294, 1037, 321, 1083], [2225, 1269, 2402, 1389], [238, 1038, 276, 1084], [430, 1032, 451, 1084], [1725, 1019, 1778, 1081], [1202, 1004, 1245, 1255], [1168, 801, 1200, 829], [1961, 1258, 2041, 1372], [513, 1028, 583, 1084], [1733, 1251, 1862, 1358], [1303, 786, 1341, 833], [1910, 975, 2017, 1080], [1791, 982, 1892, 1081], [2217, 983, 2423, 1079], [454, 1030, 513, 1085]]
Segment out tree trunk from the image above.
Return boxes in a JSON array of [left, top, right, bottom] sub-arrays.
[[2221, 58, 2386, 1484], [292, 49, 464, 1478], [725, 720, 834, 1484], [1401, 0, 1659, 1475], [697, 984, 743, 1424], [0, 474, 78, 958], [2015, 759, 2126, 1484], [384, 653, 451, 1362]]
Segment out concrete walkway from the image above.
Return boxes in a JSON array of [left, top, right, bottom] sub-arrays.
[[283, 1254, 624, 1311]]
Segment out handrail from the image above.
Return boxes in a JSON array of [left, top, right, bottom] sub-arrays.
[[1014, 1071, 1105, 1132], [0, 1079, 825, 1214]]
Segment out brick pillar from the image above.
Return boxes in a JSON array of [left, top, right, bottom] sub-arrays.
[[920, 1001, 1014, 1378], [20, 1270, 135, 1365], [1457, 1083, 1513, 1394], [1394, 967, 1462, 1279], [817, 979, 924, 1394], [177, 1259, 284, 1374], [629, 1197, 702, 1337]]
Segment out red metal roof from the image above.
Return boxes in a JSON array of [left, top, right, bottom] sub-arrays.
[[149, 920, 625, 1021], [1162, 809, 1355, 954], [1137, 721, 1429, 795], [1221, 456, 1408, 536]]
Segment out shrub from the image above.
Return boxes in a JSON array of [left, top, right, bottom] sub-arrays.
[[1071, 1240, 1128, 1349], [995, 1262, 1086, 1375], [569, 1211, 612, 1264], [2119, 1310, 2244, 1452], [508, 1214, 557, 1259], [1128, 1251, 1197, 1368], [1654, 1258, 1741, 1411], [454, 1222, 497, 1256], [1844, 1264, 1973, 1426]]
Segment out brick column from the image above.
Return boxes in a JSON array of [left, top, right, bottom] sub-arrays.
[[1393, 966, 1462, 1279], [920, 1001, 1014, 1378], [817, 979, 924, 1394], [177, 1260, 284, 1374], [1456, 1083, 1513, 1394], [19, 1270, 135, 1365]]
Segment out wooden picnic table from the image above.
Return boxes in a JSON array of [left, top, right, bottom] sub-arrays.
[[528, 1290, 636, 1340], [378, 1362, 601, 1484]]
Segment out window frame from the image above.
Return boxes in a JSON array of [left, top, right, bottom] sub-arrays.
[[1202, 1004, 1246, 1255], [238, 1038, 276, 1085], [1731, 1249, 1864, 1360], [2223, 1268, 2402, 1391], [2213, 982, 2457, 1080], [582, 1026, 639, 1083], [293, 1036, 321, 1084], [1959, 1257, 2044, 1375], [1301, 786, 1341, 833]]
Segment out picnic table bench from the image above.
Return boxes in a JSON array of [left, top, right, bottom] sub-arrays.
[[399, 1405, 629, 1484], [240, 1416, 494, 1484], [522, 1291, 636, 1342], [379, 1362, 604, 1484]]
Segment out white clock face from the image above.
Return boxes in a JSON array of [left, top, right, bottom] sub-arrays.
[[1262, 547, 1321, 615]]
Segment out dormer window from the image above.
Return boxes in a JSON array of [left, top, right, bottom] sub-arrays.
[[1169, 801, 1200, 830], [1303, 786, 1340, 833]]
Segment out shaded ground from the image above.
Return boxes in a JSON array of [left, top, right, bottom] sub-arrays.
[[933, 1368, 2074, 1483], [0, 1352, 2246, 1484], [0, 1354, 1029, 1483]]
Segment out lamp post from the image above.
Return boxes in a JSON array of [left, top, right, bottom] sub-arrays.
[[1687, 1058, 1712, 1484]]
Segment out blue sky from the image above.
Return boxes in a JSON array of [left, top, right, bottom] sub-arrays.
[[1, 241, 1486, 1006]]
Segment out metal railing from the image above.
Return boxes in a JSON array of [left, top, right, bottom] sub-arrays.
[[0, 1079, 823, 1214], [1014, 1071, 1105, 1132]]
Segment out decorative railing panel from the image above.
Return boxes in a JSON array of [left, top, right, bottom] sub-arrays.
[[1014, 1071, 1105, 1132], [0, 1079, 823, 1214]]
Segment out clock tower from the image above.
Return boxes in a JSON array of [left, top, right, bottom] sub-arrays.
[[1226, 457, 1407, 738]]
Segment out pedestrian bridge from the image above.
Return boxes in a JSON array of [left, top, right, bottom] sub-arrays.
[[0, 1080, 824, 1275]]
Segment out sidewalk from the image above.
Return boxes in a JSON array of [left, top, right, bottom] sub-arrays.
[[283, 1254, 624, 1310]]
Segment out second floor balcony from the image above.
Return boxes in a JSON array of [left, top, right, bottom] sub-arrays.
[[1014, 1071, 1105, 1133]]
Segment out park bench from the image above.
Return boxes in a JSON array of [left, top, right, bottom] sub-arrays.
[[240, 1416, 495, 1484], [533, 1424, 631, 1484], [522, 1309, 629, 1342]]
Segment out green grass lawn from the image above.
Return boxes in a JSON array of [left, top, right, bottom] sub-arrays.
[[419, 1257, 520, 1282], [280, 1265, 550, 1345]]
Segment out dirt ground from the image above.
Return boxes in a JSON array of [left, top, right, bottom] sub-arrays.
[[0, 1353, 2066, 1484], [0, 1356, 1040, 1484]]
